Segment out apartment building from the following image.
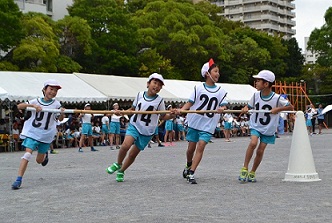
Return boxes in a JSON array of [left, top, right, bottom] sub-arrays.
[[210, 0, 296, 39], [14, 0, 73, 21], [304, 37, 317, 64]]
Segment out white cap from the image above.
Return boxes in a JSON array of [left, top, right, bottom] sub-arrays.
[[201, 58, 215, 77], [148, 73, 165, 85], [252, 70, 275, 83], [84, 103, 91, 108], [44, 79, 61, 89], [113, 103, 119, 107]]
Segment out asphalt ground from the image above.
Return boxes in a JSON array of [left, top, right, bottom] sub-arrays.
[[1, 129, 331, 223]]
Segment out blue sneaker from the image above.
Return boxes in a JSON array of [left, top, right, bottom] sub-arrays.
[[41, 152, 49, 166], [12, 180, 22, 190]]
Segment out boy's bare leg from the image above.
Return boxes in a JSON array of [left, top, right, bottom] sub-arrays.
[[186, 141, 197, 164], [117, 136, 135, 165], [190, 140, 207, 172], [251, 142, 268, 172], [243, 135, 259, 169], [120, 146, 140, 172]]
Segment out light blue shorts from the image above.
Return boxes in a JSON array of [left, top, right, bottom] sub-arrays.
[[22, 137, 50, 154], [250, 129, 276, 144], [165, 120, 173, 131], [154, 127, 158, 136], [110, 122, 120, 134], [102, 124, 110, 134], [177, 124, 184, 132], [306, 119, 312, 127], [186, 127, 212, 143], [66, 134, 74, 140], [126, 124, 152, 151], [82, 123, 92, 136], [224, 122, 232, 130]]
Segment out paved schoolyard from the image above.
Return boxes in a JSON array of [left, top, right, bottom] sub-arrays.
[[1, 130, 331, 223]]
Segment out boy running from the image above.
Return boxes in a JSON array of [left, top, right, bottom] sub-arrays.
[[11, 79, 65, 190], [238, 70, 293, 183], [177, 59, 228, 184], [106, 73, 175, 182]]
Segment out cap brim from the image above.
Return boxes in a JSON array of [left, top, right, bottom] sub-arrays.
[[47, 85, 61, 89]]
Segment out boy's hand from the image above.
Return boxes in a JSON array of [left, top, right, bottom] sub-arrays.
[[217, 107, 225, 114], [270, 108, 279, 114], [241, 106, 249, 113], [174, 109, 182, 115], [34, 105, 42, 112], [114, 109, 121, 115]]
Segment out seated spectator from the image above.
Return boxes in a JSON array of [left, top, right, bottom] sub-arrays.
[[12, 122, 22, 151], [214, 118, 222, 138], [65, 125, 80, 148], [231, 115, 241, 137], [240, 117, 249, 136], [92, 122, 101, 146]]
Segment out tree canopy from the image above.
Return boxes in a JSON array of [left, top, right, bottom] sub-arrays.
[[0, 0, 309, 85]]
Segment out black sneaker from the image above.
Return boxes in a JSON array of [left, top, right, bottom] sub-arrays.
[[91, 147, 98, 152], [183, 165, 191, 179], [41, 152, 49, 166], [187, 174, 197, 184]]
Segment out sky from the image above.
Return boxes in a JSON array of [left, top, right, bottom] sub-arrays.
[[294, 0, 331, 52]]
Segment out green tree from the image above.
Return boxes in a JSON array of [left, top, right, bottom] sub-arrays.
[[0, 61, 19, 71], [68, 0, 141, 75], [306, 6, 332, 100], [281, 37, 304, 78], [133, 0, 229, 80], [12, 13, 60, 72], [9, 13, 82, 73], [0, 0, 23, 53], [55, 16, 93, 60], [221, 27, 271, 83], [307, 7, 332, 67], [137, 48, 174, 77]]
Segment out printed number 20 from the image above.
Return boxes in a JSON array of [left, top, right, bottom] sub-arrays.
[[196, 94, 218, 118]]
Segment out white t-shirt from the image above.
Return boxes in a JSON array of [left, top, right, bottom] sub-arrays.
[[130, 91, 165, 136], [186, 83, 228, 134], [81, 114, 92, 124], [248, 91, 290, 136], [101, 116, 109, 125], [21, 98, 62, 143]]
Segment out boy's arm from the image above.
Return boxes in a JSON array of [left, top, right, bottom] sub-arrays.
[[270, 104, 294, 114], [175, 101, 193, 115], [58, 108, 65, 121], [17, 102, 42, 112]]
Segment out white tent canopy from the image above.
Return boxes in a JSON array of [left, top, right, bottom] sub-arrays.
[[0, 71, 108, 103], [75, 73, 257, 104], [75, 73, 180, 102], [0, 71, 257, 105]]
